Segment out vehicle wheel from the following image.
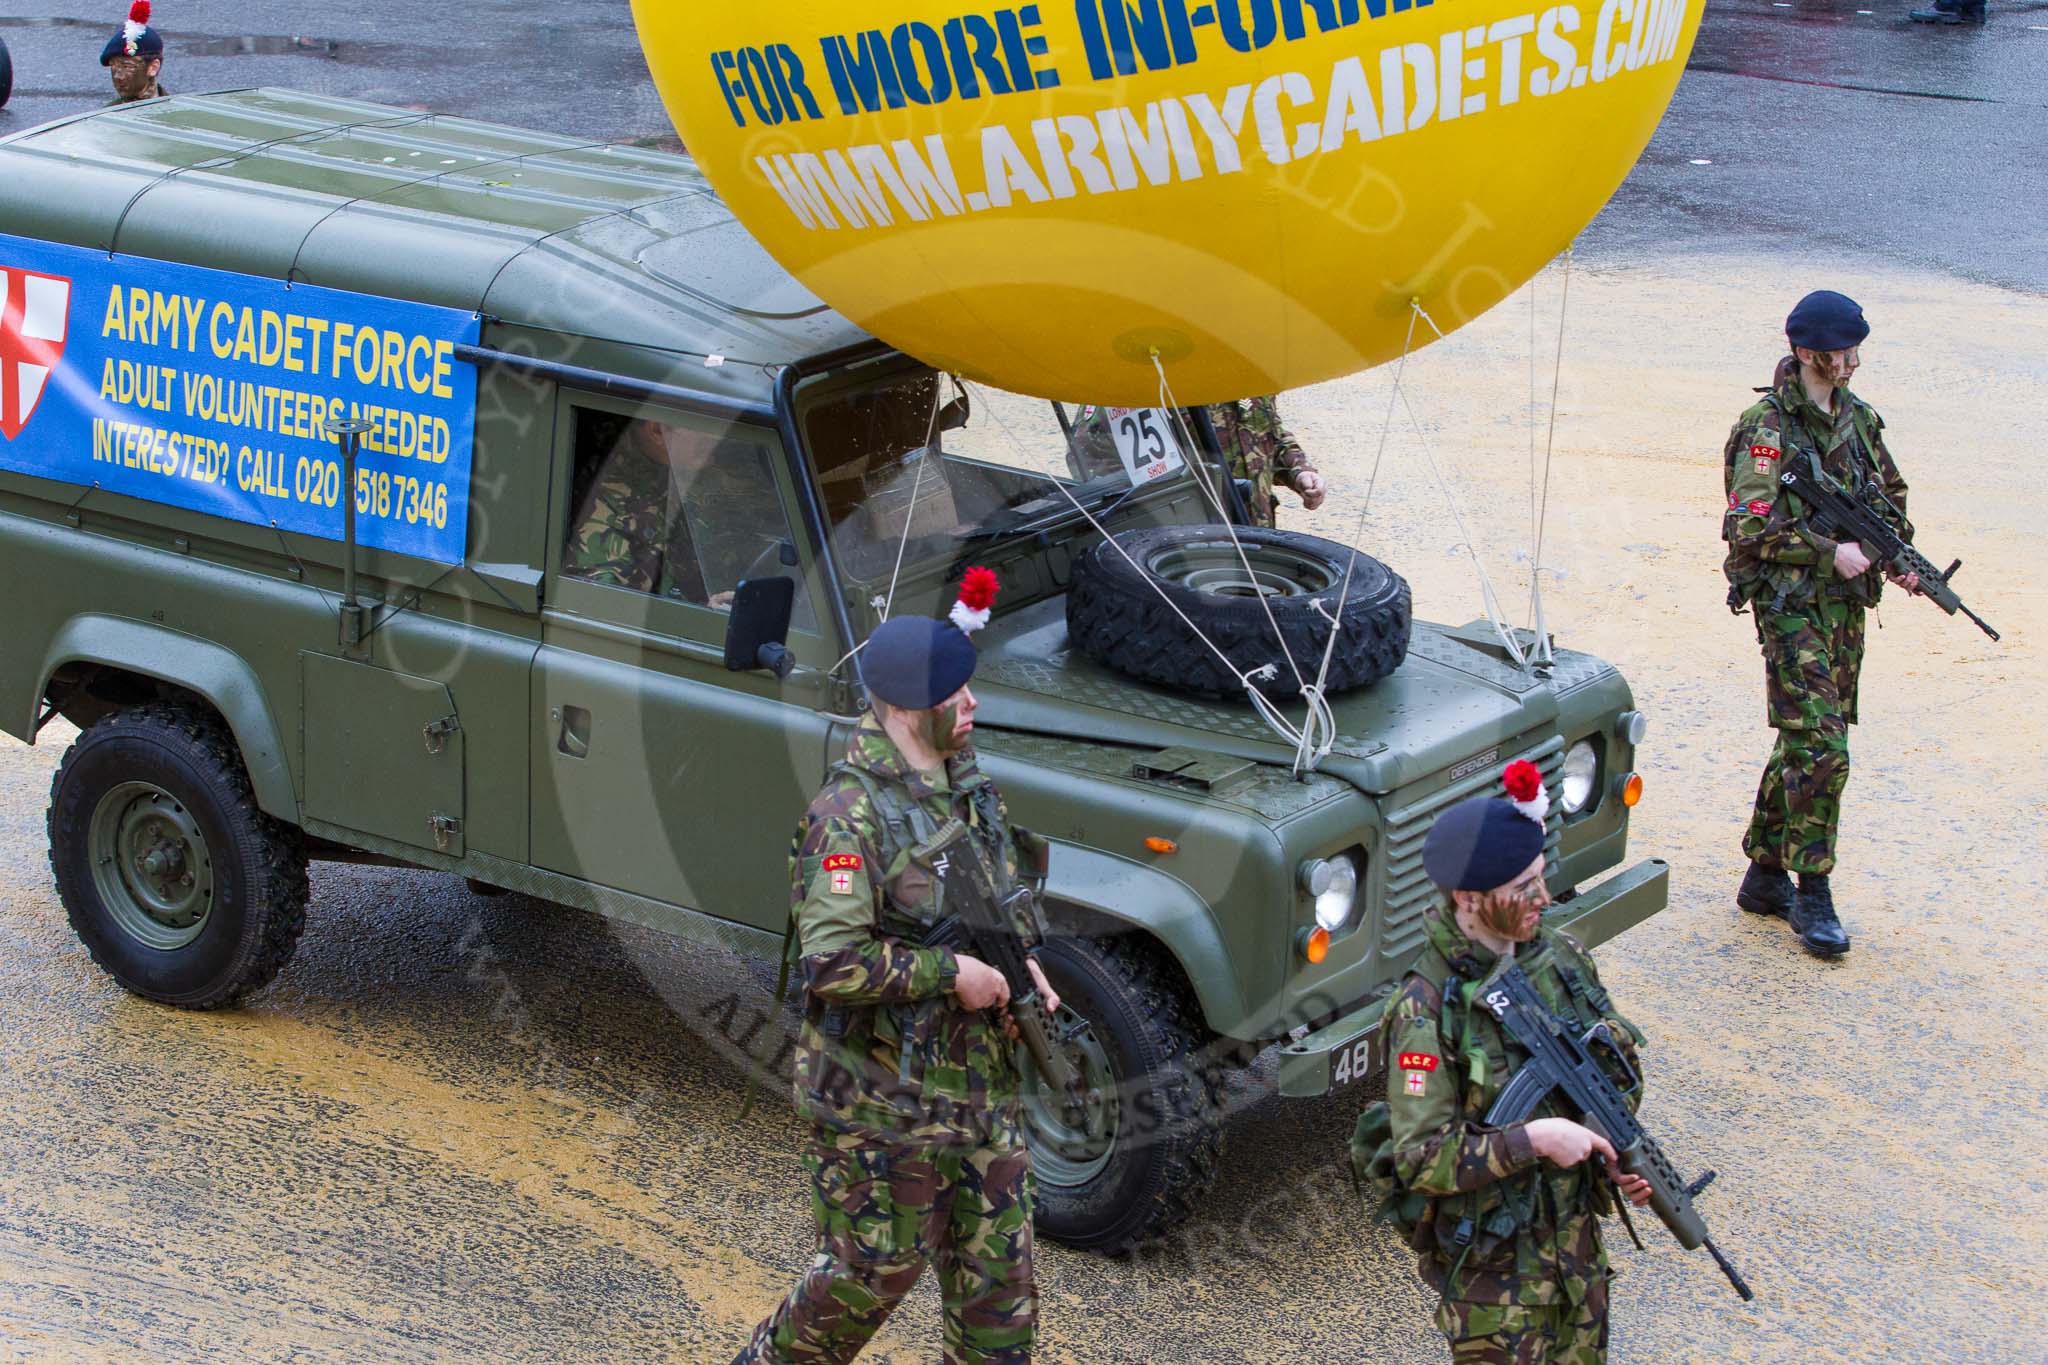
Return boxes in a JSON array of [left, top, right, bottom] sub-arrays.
[[1066, 526, 1411, 700], [0, 37, 12, 110], [1023, 935, 1223, 1254], [48, 704, 309, 1009]]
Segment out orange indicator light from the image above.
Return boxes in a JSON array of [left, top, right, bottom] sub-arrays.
[[1621, 774, 1644, 807], [1304, 928, 1331, 964], [1145, 837, 1178, 854]]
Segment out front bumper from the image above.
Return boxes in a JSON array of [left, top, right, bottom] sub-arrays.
[[1274, 857, 1670, 1098]]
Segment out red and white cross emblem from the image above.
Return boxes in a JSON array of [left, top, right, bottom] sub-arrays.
[[0, 265, 72, 441]]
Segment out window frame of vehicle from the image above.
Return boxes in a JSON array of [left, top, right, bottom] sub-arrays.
[[543, 389, 834, 673]]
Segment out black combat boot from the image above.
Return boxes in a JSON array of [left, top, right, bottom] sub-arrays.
[[1737, 862, 1792, 918], [1790, 874, 1851, 957], [1909, 0, 1985, 22]]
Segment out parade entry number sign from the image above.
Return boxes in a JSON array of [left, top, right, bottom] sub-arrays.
[[0, 233, 480, 565]]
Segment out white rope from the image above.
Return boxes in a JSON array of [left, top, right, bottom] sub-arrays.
[[1527, 248, 1575, 669], [1148, 358, 1339, 774], [1150, 358, 1309, 695], [1046, 475, 1337, 768], [965, 378, 1336, 772], [879, 375, 950, 621], [1409, 304, 1529, 669], [1310, 306, 1421, 714]]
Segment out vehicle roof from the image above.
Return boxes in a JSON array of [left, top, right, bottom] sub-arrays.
[[0, 88, 875, 404]]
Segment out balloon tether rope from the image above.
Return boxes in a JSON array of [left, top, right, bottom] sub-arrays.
[[1408, 303, 1529, 669], [877, 374, 951, 622], [1527, 248, 1575, 669], [966, 378, 1335, 775], [1149, 355, 1338, 776]]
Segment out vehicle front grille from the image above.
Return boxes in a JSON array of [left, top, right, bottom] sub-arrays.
[[1377, 737, 1565, 962]]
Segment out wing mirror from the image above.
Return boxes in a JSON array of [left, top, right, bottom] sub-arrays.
[[723, 576, 796, 679]]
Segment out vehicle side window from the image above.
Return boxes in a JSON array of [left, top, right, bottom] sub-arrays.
[[562, 406, 813, 625]]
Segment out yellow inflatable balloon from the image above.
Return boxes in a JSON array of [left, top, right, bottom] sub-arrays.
[[632, 0, 1701, 405]]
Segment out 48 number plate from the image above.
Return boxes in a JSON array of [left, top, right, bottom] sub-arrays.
[[1330, 1035, 1375, 1088]]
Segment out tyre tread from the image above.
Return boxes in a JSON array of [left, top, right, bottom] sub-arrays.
[[1052, 934, 1226, 1254], [47, 702, 309, 1009], [1067, 527, 1412, 699]]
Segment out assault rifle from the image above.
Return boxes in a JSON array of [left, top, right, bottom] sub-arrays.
[[1780, 462, 1999, 640], [1480, 963, 1754, 1301], [918, 820, 1096, 1134]]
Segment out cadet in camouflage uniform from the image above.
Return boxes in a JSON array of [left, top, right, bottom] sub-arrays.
[[735, 591, 1057, 1365], [101, 2, 168, 104], [1381, 770, 1652, 1363], [1208, 395, 1325, 528], [565, 420, 791, 608], [1722, 291, 1916, 957]]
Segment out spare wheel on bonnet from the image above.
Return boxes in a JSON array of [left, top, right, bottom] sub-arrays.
[[1065, 526, 1412, 700]]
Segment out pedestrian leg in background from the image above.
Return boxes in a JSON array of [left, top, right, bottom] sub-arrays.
[[1909, 0, 1986, 22], [934, 1142, 1038, 1365]]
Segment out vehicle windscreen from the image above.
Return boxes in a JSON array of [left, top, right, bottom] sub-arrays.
[[800, 367, 1229, 587]]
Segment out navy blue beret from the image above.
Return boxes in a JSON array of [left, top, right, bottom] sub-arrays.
[[1785, 291, 1869, 352], [860, 616, 977, 710], [102, 4, 163, 64], [1423, 797, 1547, 893]]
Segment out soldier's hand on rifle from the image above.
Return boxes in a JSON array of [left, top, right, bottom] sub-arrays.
[[1525, 1117, 1617, 1171], [1026, 958, 1061, 1015], [1887, 568, 1922, 595], [953, 955, 1011, 1010], [1833, 540, 1874, 579], [1526, 1119, 1654, 1206]]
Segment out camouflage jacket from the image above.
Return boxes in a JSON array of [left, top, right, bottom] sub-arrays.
[[565, 434, 787, 606], [1722, 356, 1912, 612], [1210, 396, 1314, 529], [1382, 908, 1644, 1307], [787, 715, 1046, 1146], [564, 442, 703, 599]]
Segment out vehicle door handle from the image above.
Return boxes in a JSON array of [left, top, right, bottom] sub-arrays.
[[554, 704, 591, 760]]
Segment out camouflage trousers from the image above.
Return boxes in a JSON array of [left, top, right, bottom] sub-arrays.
[[732, 1128, 1037, 1365], [1432, 1271, 1610, 1364], [1744, 598, 1865, 876]]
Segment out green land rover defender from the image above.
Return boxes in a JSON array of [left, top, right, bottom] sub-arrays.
[[0, 91, 1667, 1253]]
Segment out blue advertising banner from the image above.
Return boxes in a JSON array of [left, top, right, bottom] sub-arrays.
[[0, 232, 480, 565]]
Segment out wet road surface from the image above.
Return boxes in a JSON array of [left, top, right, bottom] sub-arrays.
[[0, 2, 2044, 1362]]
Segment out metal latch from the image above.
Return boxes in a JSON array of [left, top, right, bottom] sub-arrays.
[[429, 813, 463, 850], [1130, 747, 1254, 794], [423, 714, 462, 754]]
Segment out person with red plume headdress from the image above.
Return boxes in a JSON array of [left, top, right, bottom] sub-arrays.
[[101, 2, 168, 104], [1354, 761, 1657, 1362], [736, 565, 1063, 1364]]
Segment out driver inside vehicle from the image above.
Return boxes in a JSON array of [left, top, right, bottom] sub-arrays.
[[565, 416, 794, 611]]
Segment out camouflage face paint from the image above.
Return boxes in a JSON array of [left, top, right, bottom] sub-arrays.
[[918, 701, 964, 754]]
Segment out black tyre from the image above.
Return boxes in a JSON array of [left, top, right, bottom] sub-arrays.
[[1066, 526, 1411, 700], [0, 37, 12, 110], [48, 704, 310, 1009], [1023, 935, 1223, 1254]]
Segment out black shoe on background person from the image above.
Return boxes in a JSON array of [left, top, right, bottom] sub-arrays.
[[1737, 862, 1792, 918], [1790, 875, 1851, 957], [1909, 0, 1985, 23]]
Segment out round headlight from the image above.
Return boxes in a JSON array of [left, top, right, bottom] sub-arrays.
[[1311, 853, 1360, 932], [1561, 741, 1599, 815], [1619, 710, 1649, 745]]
